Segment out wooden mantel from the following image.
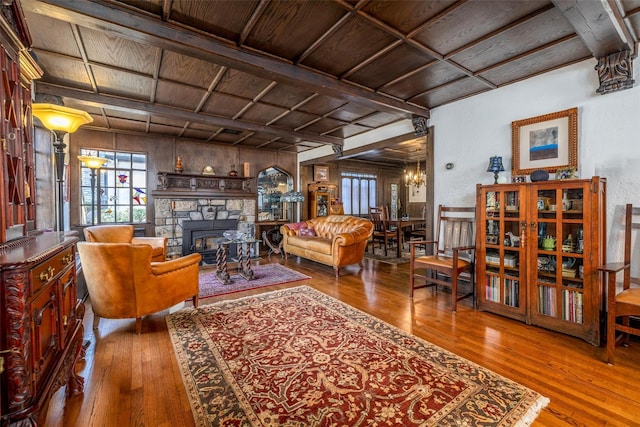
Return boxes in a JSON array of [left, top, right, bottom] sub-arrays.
[[151, 172, 256, 199]]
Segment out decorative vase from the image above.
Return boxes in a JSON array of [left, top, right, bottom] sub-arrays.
[[175, 155, 184, 173], [562, 191, 571, 211]]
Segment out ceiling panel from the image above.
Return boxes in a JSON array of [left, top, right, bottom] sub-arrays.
[[21, 0, 637, 162], [301, 15, 398, 76], [158, 51, 224, 88]]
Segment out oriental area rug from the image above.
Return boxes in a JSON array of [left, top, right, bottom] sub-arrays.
[[199, 263, 310, 298], [166, 286, 549, 426]]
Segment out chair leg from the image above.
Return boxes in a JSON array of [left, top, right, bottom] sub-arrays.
[[135, 317, 143, 334], [607, 309, 616, 364], [334, 266, 340, 278], [93, 314, 100, 330], [192, 295, 199, 308], [451, 274, 458, 312]]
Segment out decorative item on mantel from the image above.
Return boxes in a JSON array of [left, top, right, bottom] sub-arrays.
[[486, 155, 505, 184], [175, 155, 184, 173], [229, 165, 239, 177], [202, 165, 215, 176]]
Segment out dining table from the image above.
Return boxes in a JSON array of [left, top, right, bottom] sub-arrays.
[[386, 218, 427, 258]]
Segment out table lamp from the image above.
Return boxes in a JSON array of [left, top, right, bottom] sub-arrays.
[[487, 155, 505, 184]]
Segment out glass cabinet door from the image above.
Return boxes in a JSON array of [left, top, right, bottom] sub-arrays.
[[531, 184, 586, 326], [479, 185, 527, 319]]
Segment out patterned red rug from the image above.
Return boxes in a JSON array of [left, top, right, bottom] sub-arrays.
[[166, 286, 549, 426], [198, 263, 310, 298]]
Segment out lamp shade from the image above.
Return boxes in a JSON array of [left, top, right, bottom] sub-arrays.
[[280, 191, 305, 202], [32, 103, 93, 134], [78, 155, 108, 169], [486, 156, 505, 173]]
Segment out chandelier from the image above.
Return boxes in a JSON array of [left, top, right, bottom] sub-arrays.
[[404, 161, 426, 187]]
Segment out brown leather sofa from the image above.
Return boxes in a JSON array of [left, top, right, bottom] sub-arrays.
[[77, 242, 201, 334], [83, 224, 167, 262], [280, 215, 373, 277]]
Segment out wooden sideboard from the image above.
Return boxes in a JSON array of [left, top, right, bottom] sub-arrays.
[[0, 232, 85, 425]]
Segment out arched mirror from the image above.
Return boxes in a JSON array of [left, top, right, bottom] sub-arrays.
[[257, 166, 293, 222]]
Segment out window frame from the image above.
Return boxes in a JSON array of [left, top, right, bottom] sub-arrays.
[[340, 171, 377, 216], [79, 149, 148, 225]]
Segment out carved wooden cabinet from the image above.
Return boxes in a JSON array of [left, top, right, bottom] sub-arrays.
[[308, 184, 337, 219], [1, 233, 85, 426], [0, 1, 42, 243]]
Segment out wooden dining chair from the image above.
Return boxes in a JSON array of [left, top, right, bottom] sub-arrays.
[[369, 208, 396, 256], [408, 205, 475, 312], [600, 204, 640, 364]]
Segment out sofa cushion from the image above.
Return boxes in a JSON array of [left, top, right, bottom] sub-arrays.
[[299, 228, 316, 237], [288, 235, 332, 255]]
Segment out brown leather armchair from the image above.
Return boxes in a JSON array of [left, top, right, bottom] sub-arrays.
[[77, 242, 202, 334], [83, 224, 168, 262]]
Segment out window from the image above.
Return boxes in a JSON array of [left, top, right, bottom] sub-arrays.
[[341, 172, 376, 216], [79, 149, 147, 224]]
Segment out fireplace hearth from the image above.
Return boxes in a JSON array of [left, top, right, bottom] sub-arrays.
[[182, 219, 239, 264]]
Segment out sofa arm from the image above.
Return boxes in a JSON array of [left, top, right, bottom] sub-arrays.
[[280, 225, 297, 237], [333, 227, 373, 247], [151, 253, 202, 275]]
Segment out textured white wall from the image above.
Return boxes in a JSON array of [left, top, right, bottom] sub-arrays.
[[429, 58, 639, 263], [301, 57, 639, 263]]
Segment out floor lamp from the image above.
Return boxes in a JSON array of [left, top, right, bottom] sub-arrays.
[[280, 191, 305, 222], [77, 155, 108, 225], [32, 103, 93, 231]]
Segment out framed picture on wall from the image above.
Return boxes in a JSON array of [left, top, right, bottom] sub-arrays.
[[313, 165, 329, 182], [511, 107, 578, 175]]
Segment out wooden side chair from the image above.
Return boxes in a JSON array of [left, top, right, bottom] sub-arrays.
[[408, 205, 475, 312], [600, 204, 640, 364], [369, 210, 396, 256]]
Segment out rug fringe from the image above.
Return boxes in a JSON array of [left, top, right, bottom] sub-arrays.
[[514, 395, 550, 427]]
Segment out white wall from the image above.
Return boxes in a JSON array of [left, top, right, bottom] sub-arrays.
[[301, 57, 639, 262], [430, 58, 639, 262]]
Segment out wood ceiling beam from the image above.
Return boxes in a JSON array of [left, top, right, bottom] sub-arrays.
[[23, 0, 429, 117], [35, 82, 343, 146], [552, 0, 636, 58]]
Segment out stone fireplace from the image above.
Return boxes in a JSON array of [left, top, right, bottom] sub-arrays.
[[152, 172, 256, 259], [154, 197, 256, 259]]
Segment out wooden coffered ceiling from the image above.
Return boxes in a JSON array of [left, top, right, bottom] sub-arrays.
[[21, 0, 639, 163]]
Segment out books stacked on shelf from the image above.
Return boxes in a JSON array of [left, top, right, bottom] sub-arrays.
[[538, 285, 557, 316], [504, 278, 520, 307], [486, 252, 518, 267], [562, 290, 584, 323], [485, 274, 501, 303], [486, 252, 501, 265]]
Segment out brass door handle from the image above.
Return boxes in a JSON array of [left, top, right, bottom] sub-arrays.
[[39, 266, 55, 282]]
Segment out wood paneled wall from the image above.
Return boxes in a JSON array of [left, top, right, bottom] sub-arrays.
[[63, 129, 296, 235]]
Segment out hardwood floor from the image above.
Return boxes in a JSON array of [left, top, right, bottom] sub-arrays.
[[45, 256, 640, 426]]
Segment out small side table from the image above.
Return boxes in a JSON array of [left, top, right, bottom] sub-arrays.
[[215, 237, 260, 284]]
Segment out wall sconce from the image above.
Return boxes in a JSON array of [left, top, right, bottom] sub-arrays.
[[77, 155, 108, 225], [32, 103, 93, 231], [486, 155, 505, 184]]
